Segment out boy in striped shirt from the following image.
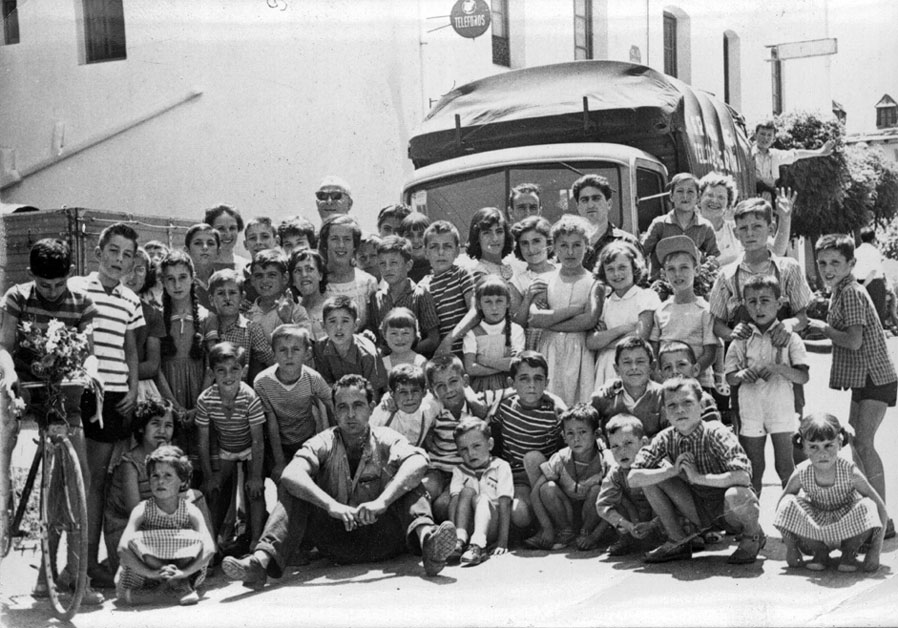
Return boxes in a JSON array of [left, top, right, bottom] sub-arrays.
[[254, 325, 333, 482], [69, 222, 145, 589], [420, 221, 475, 356], [486, 351, 566, 533], [197, 342, 266, 548]]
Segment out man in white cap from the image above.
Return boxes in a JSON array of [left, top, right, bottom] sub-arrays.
[[316, 175, 353, 223]]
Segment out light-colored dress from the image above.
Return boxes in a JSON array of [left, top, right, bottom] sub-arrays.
[[510, 264, 556, 350], [773, 458, 881, 548], [115, 496, 208, 595], [537, 270, 596, 405], [463, 320, 525, 392], [324, 268, 378, 330], [593, 286, 661, 388]]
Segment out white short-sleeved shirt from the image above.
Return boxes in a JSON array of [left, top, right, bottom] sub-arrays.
[[753, 146, 799, 187], [651, 297, 717, 387], [449, 457, 514, 504], [602, 286, 661, 329], [370, 394, 440, 448], [462, 320, 525, 356], [724, 325, 808, 429]]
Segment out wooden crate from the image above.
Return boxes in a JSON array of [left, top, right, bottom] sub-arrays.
[[0, 208, 196, 292]]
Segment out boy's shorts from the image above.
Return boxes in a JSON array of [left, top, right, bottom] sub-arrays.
[[81, 391, 132, 443], [850, 376, 898, 407], [512, 468, 530, 488], [424, 468, 453, 491], [739, 411, 799, 438]]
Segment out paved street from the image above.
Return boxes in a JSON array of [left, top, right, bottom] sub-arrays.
[[2, 341, 897, 628]]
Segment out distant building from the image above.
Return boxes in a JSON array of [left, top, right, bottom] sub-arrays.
[[844, 94, 898, 163]]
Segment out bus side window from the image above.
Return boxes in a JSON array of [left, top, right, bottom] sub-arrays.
[[636, 169, 665, 234]]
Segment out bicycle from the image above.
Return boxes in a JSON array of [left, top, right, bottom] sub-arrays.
[[1, 380, 89, 620]]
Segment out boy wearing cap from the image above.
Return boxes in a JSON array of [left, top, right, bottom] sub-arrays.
[[650, 236, 717, 394], [315, 175, 353, 223]]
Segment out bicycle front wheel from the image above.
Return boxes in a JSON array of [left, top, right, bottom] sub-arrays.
[[41, 431, 89, 620]]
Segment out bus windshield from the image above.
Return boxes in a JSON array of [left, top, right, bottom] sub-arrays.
[[406, 163, 624, 244]]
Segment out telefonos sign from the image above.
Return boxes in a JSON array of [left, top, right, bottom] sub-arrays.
[[450, 0, 491, 39]]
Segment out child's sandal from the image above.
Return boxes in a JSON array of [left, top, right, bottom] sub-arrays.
[[552, 529, 576, 550]]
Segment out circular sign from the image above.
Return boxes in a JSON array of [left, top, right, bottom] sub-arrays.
[[450, 0, 491, 39]]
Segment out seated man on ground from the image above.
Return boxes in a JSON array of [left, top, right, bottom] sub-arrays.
[[222, 374, 457, 588]]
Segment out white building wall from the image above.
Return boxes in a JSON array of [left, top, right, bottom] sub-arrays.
[[1, 0, 895, 236]]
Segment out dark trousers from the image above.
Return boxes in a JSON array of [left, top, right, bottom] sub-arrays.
[[255, 485, 435, 577], [865, 278, 888, 325]]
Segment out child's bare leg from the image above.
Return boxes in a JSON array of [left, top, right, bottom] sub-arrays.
[[540, 482, 571, 532], [850, 399, 887, 502], [423, 470, 450, 521], [85, 439, 115, 571], [511, 485, 533, 530], [469, 494, 497, 549], [804, 540, 831, 571], [781, 531, 804, 568], [771, 432, 795, 488], [643, 480, 689, 542], [453, 487, 476, 542], [576, 485, 607, 550], [738, 435, 766, 495], [863, 529, 883, 572], [247, 491, 266, 547], [211, 460, 237, 540], [528, 482, 554, 543], [658, 476, 702, 529], [838, 532, 867, 572]]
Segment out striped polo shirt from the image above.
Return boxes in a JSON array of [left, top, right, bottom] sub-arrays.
[[488, 392, 564, 474], [195, 381, 266, 453], [418, 264, 474, 353], [68, 273, 144, 393], [1, 282, 98, 382], [253, 365, 332, 446]]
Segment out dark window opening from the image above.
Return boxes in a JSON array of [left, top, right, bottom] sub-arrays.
[[2, 0, 19, 45], [84, 0, 126, 63], [663, 12, 677, 77], [574, 0, 593, 60], [492, 0, 510, 67]]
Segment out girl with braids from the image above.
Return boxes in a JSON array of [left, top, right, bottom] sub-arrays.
[[155, 250, 210, 479], [463, 276, 524, 392], [532, 215, 603, 405]]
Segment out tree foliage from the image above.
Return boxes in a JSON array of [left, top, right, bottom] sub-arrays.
[[772, 111, 852, 240], [771, 111, 898, 241]]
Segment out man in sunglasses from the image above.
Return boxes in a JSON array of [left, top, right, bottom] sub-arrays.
[[316, 175, 353, 223]]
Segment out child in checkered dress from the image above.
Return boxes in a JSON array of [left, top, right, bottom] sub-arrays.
[[774, 413, 888, 573], [116, 446, 215, 606]]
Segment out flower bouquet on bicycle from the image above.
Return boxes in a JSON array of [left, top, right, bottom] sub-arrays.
[[1, 319, 104, 618]]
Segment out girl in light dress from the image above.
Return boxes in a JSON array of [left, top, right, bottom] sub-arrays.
[[531, 216, 602, 405], [774, 413, 888, 573], [290, 248, 328, 341], [587, 241, 660, 387], [320, 215, 378, 331], [116, 445, 215, 606], [155, 250, 210, 486], [380, 307, 427, 372], [463, 277, 525, 393], [509, 216, 556, 350]]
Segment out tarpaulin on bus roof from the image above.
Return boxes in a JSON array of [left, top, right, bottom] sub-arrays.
[[408, 60, 753, 195]]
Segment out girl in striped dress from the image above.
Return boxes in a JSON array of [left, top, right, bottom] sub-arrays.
[[116, 446, 215, 606], [774, 413, 888, 573]]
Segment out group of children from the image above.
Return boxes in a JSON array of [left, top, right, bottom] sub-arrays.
[[0, 168, 894, 609]]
